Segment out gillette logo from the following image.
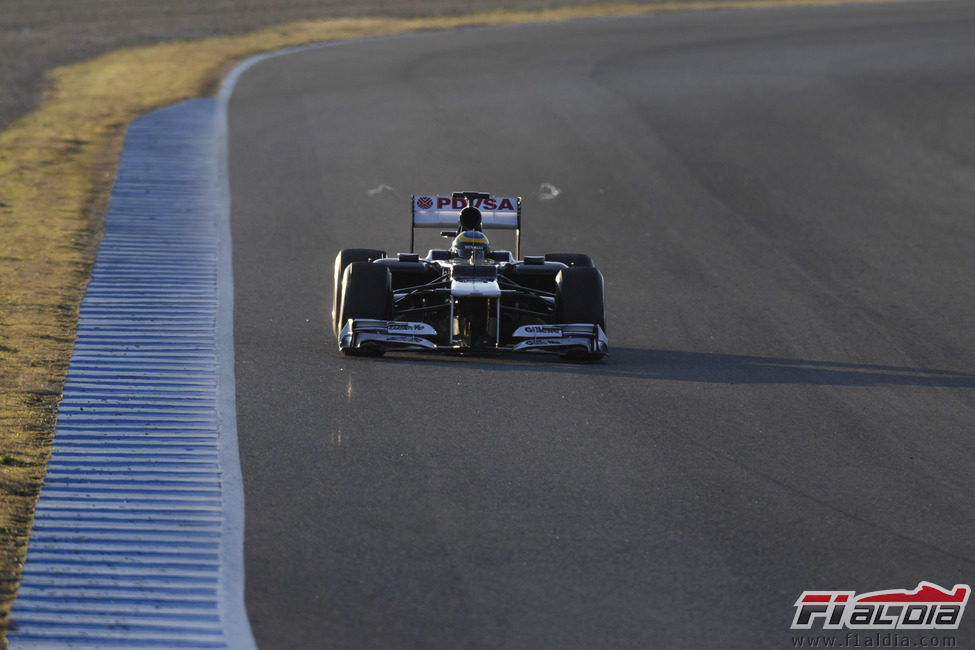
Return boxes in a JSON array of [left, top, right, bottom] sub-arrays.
[[792, 582, 969, 630]]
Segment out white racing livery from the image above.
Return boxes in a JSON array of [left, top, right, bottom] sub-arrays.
[[332, 191, 607, 360]]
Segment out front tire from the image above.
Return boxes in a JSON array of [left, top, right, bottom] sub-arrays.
[[556, 266, 606, 361], [338, 262, 391, 356], [332, 248, 385, 337]]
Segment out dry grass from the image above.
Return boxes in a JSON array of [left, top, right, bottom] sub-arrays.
[[0, 0, 902, 638]]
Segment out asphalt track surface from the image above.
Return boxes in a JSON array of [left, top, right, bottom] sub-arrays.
[[228, 2, 975, 647]]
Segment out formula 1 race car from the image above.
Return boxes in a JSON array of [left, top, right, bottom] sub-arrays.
[[332, 191, 607, 360]]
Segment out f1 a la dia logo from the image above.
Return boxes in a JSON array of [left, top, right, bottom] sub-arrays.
[[792, 582, 969, 630]]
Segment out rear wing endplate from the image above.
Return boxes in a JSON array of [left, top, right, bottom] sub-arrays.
[[412, 193, 522, 257]]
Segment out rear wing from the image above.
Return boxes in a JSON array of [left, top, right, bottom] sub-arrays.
[[412, 193, 522, 257]]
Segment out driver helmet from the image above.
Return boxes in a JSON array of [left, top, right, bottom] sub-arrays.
[[452, 230, 490, 261]]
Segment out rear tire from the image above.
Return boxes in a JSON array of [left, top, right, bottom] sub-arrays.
[[544, 253, 594, 268], [339, 262, 391, 356], [333, 249, 385, 336]]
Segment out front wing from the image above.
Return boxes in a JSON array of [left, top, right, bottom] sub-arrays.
[[338, 319, 607, 357]]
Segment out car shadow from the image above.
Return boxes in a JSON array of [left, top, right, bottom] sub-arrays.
[[380, 347, 975, 388]]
